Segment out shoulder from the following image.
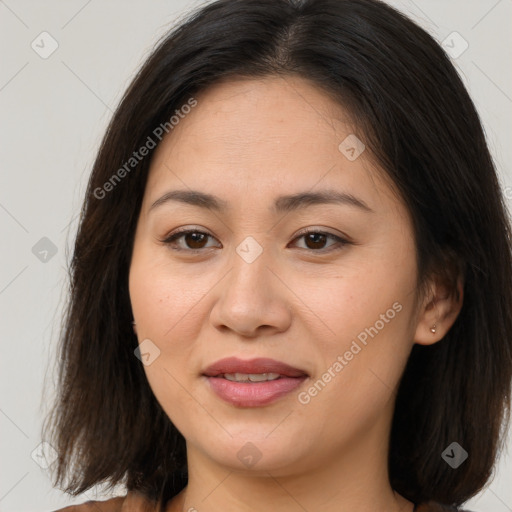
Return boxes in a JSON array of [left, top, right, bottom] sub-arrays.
[[51, 496, 126, 512], [415, 501, 475, 512], [51, 492, 157, 512]]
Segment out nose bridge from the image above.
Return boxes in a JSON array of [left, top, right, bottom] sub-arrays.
[[230, 234, 273, 294]]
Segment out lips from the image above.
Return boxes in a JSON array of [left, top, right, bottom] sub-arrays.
[[202, 357, 308, 378], [202, 357, 308, 407]]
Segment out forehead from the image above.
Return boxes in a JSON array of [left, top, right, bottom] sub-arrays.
[[144, 75, 400, 214], [153, 75, 354, 162]]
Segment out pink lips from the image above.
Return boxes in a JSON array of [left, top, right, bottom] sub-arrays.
[[202, 357, 308, 378], [202, 357, 308, 407]]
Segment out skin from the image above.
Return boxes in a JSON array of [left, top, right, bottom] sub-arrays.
[[129, 75, 463, 512]]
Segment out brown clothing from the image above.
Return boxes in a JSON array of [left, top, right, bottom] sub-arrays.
[[415, 502, 472, 512], [51, 492, 153, 512], [52, 492, 473, 511]]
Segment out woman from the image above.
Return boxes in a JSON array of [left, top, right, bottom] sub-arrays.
[[44, 0, 512, 511]]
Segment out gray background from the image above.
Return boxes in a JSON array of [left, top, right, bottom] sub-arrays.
[[1, 0, 511, 511]]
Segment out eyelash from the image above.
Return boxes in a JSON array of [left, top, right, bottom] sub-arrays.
[[160, 227, 350, 254]]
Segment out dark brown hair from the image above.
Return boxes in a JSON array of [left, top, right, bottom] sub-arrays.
[[42, 0, 512, 509]]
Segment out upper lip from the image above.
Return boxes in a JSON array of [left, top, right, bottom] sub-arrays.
[[202, 357, 308, 378]]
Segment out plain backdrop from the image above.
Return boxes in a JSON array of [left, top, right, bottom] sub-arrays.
[[1, 0, 511, 511]]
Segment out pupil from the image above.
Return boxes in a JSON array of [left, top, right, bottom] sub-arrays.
[[306, 233, 326, 249], [186, 232, 206, 248]]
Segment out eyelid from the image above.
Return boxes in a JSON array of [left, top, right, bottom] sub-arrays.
[[292, 226, 349, 242]]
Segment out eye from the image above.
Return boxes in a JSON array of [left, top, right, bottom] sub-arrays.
[[161, 227, 349, 253], [290, 228, 349, 252], [161, 228, 220, 252]]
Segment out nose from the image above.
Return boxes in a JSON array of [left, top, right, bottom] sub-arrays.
[[209, 240, 292, 338]]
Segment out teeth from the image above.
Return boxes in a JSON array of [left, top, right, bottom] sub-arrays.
[[223, 372, 281, 382]]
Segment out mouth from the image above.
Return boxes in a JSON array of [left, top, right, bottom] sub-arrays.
[[202, 357, 309, 407], [202, 357, 308, 378]]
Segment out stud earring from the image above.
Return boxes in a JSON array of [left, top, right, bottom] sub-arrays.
[[430, 324, 437, 334]]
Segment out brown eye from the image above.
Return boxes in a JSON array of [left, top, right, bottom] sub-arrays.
[[162, 229, 220, 251], [182, 232, 208, 249], [291, 230, 348, 252], [303, 232, 328, 250]]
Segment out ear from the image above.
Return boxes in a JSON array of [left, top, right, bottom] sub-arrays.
[[413, 273, 464, 346]]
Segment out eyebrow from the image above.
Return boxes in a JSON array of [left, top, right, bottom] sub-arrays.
[[149, 189, 374, 214]]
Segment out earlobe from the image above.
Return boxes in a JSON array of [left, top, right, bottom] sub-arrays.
[[132, 320, 137, 336], [413, 276, 463, 346]]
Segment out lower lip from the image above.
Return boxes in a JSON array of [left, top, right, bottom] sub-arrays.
[[204, 375, 308, 407]]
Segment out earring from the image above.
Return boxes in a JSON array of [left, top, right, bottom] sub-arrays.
[[430, 324, 437, 334]]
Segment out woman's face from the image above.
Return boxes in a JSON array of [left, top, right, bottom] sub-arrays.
[[129, 75, 426, 477]]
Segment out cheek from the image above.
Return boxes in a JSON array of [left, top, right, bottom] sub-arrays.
[[297, 289, 413, 438], [299, 256, 412, 344], [129, 251, 205, 416], [129, 248, 207, 340], [129, 247, 221, 403], [295, 253, 415, 400]]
